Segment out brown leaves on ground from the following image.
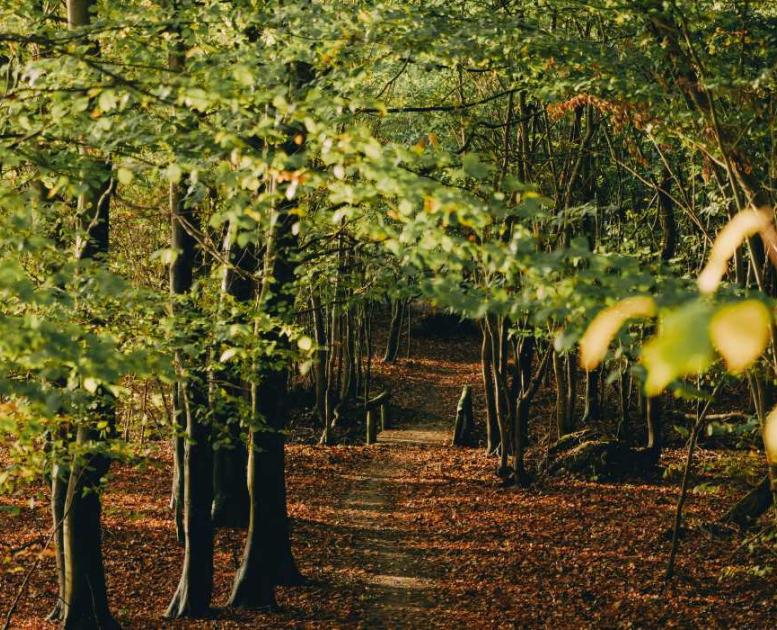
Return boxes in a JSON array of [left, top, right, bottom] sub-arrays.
[[1, 332, 776, 628]]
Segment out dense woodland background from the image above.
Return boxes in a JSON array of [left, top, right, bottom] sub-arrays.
[[1, 0, 777, 628]]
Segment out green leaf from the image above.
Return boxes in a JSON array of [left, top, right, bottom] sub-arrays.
[[233, 64, 253, 86], [461, 153, 490, 179], [641, 301, 714, 396]]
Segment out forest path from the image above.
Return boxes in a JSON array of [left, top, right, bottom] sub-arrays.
[[329, 334, 481, 626], [334, 447, 444, 626]]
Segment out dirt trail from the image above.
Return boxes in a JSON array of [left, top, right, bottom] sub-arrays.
[[336, 448, 443, 627], [332, 340, 477, 627]]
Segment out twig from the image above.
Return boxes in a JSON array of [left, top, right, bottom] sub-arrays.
[[665, 378, 724, 580]]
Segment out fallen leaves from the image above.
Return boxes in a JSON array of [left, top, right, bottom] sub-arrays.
[[0, 333, 775, 628]]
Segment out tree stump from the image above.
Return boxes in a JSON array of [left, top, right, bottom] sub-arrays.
[[452, 385, 474, 446], [366, 410, 378, 445]]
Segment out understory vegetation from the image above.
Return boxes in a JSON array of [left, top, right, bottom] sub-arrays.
[[1, 0, 777, 627]]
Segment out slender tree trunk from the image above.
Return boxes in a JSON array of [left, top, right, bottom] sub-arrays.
[[47, 457, 68, 622], [487, 316, 510, 475], [616, 366, 629, 438], [564, 353, 577, 433], [646, 395, 663, 456], [166, 373, 213, 618], [340, 307, 354, 399], [45, 419, 69, 622], [165, 170, 214, 617], [311, 290, 327, 425], [383, 299, 403, 363], [553, 350, 569, 437], [170, 382, 185, 543], [581, 368, 600, 425], [511, 337, 535, 485], [480, 321, 499, 455], [364, 301, 374, 405], [657, 169, 677, 261]]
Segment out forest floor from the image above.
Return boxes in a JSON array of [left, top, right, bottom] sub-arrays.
[[2, 329, 777, 628]]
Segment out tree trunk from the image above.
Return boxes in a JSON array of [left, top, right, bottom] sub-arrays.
[[229, 146, 307, 604], [62, 423, 118, 630], [211, 415, 249, 529], [311, 290, 327, 425], [487, 317, 511, 476], [59, 6, 117, 625], [165, 173, 214, 618], [170, 382, 185, 543], [511, 337, 536, 486], [657, 169, 677, 261], [47, 456, 68, 623], [647, 395, 663, 456], [616, 367, 630, 438], [166, 373, 213, 618], [553, 350, 569, 437], [581, 368, 600, 424], [366, 409, 378, 445], [383, 299, 403, 363], [480, 322, 499, 455], [513, 396, 531, 486], [564, 353, 577, 433], [228, 374, 284, 610], [211, 224, 254, 529]]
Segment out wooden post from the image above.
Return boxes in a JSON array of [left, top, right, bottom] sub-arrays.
[[366, 410, 377, 445]]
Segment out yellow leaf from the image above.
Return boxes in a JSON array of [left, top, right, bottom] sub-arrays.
[[219, 348, 238, 363], [709, 300, 771, 374], [579, 296, 656, 371], [764, 406, 777, 464], [117, 167, 133, 185], [164, 163, 182, 184], [83, 377, 99, 394], [698, 208, 772, 294]]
